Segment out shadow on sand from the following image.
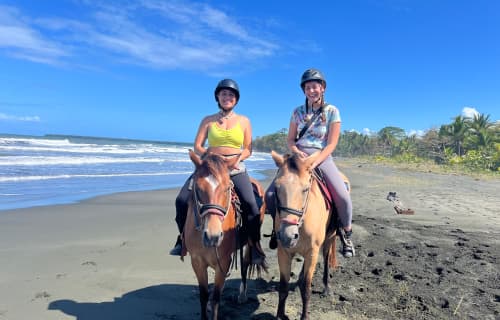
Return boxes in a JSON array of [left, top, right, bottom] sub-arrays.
[[48, 279, 277, 320]]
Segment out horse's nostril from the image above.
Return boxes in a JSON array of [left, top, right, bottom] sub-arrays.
[[293, 234, 299, 240]]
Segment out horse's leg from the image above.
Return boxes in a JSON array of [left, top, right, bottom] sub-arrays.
[[191, 259, 210, 320], [211, 264, 228, 320], [321, 233, 338, 296], [321, 240, 332, 296], [276, 248, 292, 320], [299, 247, 320, 320], [238, 244, 249, 303]]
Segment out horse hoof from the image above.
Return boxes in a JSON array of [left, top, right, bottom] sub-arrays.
[[320, 289, 333, 298]]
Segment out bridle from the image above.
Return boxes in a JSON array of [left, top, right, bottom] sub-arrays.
[[192, 178, 233, 231], [275, 171, 314, 228], [192, 175, 234, 275]]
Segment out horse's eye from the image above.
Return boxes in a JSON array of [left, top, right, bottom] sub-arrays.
[[302, 187, 309, 193]]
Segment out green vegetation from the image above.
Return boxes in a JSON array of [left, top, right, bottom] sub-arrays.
[[253, 128, 289, 154], [253, 113, 500, 173]]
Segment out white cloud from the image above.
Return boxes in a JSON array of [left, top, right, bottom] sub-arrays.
[[461, 107, 480, 119], [407, 129, 425, 137], [0, 112, 40, 122], [0, 2, 281, 72], [362, 128, 376, 135], [0, 5, 68, 65], [345, 128, 377, 136]]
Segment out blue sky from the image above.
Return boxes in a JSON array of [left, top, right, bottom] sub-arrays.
[[1, 0, 499, 143]]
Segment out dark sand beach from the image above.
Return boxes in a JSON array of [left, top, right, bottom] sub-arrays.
[[0, 160, 498, 319]]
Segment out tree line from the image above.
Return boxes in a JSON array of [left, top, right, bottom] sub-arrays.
[[253, 113, 500, 172]]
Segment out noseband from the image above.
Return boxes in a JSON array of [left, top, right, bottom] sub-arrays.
[[192, 178, 233, 230]]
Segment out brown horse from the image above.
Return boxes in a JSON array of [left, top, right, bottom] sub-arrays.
[[183, 150, 265, 320], [269, 151, 338, 320]]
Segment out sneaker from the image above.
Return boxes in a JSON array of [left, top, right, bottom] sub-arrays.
[[341, 229, 355, 258], [169, 243, 182, 256], [169, 235, 182, 256]]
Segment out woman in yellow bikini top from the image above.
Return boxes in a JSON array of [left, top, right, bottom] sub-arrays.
[[170, 79, 266, 264], [193, 80, 252, 170], [207, 120, 244, 150]]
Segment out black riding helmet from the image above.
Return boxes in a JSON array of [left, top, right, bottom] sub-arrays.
[[300, 68, 327, 91], [214, 79, 240, 103]]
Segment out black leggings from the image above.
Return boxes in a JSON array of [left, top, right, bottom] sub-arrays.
[[175, 171, 260, 233]]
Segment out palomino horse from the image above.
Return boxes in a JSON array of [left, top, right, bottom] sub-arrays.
[[269, 151, 338, 320], [183, 150, 266, 320]]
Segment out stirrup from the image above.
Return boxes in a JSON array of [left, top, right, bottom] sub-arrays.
[[269, 230, 277, 250], [169, 235, 182, 256], [169, 243, 182, 256]]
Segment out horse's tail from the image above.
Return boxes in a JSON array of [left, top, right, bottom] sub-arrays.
[[248, 259, 269, 278], [328, 235, 338, 269], [244, 241, 269, 278]]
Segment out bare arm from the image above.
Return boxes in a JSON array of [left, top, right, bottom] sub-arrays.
[[239, 116, 252, 162], [287, 119, 308, 157], [193, 116, 212, 155]]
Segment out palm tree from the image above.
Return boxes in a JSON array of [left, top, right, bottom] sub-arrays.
[[439, 115, 467, 156], [466, 113, 494, 149], [395, 135, 417, 156], [468, 113, 492, 133], [378, 126, 406, 156]]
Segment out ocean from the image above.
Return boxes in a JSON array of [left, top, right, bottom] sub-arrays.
[[0, 134, 275, 211]]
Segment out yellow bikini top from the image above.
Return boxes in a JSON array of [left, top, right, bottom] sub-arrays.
[[207, 122, 244, 149]]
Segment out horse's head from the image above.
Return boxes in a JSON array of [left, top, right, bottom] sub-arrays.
[[190, 149, 237, 248], [271, 150, 320, 248]]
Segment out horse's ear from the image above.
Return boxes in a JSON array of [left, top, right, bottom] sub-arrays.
[[189, 149, 202, 167], [304, 151, 321, 171], [271, 150, 284, 167]]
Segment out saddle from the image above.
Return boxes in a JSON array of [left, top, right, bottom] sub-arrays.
[[251, 180, 264, 210], [313, 168, 351, 210], [312, 168, 351, 234]]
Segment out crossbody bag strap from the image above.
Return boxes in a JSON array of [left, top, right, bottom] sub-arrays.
[[295, 107, 322, 142]]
